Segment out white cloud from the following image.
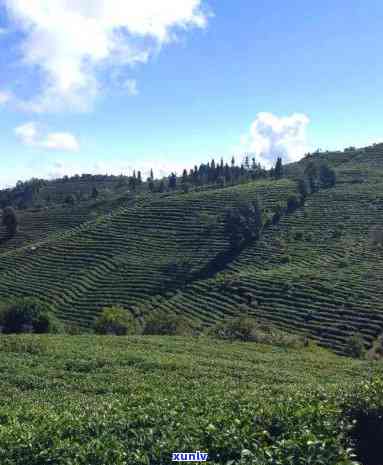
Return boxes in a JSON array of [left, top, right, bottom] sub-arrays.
[[239, 112, 311, 168], [123, 79, 138, 96], [15, 121, 80, 151], [4, 0, 208, 112], [0, 91, 12, 105]]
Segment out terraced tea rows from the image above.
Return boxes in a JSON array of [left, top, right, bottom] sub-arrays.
[[2, 144, 383, 352], [155, 175, 383, 353], [0, 179, 295, 327]]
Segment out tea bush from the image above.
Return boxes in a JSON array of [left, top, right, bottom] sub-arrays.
[[0, 336, 381, 464]]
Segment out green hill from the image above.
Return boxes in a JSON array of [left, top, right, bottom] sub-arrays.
[[1, 143, 383, 354]]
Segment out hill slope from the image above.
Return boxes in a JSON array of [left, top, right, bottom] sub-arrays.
[[1, 144, 383, 353]]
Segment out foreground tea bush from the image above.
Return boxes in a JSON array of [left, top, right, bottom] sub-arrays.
[[0, 334, 47, 354], [0, 336, 381, 464]]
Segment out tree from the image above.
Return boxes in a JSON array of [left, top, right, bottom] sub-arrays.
[[304, 161, 319, 193], [128, 173, 137, 191], [150, 168, 154, 180], [2, 207, 18, 237], [319, 164, 336, 188], [225, 200, 264, 249], [168, 172, 177, 190], [181, 169, 188, 185], [64, 194, 76, 206], [274, 157, 283, 179], [143, 310, 195, 335], [297, 178, 308, 201], [137, 171, 142, 186], [148, 178, 155, 193], [94, 307, 139, 336], [345, 333, 365, 359], [91, 187, 99, 199], [158, 180, 165, 193], [286, 195, 300, 213], [209, 316, 258, 341], [0, 297, 60, 334]]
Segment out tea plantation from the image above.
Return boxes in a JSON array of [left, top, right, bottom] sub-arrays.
[[0, 334, 382, 464], [1, 145, 383, 356]]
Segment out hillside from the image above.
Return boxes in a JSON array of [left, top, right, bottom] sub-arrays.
[[1, 144, 383, 353]]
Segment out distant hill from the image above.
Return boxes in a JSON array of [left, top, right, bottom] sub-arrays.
[[1, 143, 383, 354]]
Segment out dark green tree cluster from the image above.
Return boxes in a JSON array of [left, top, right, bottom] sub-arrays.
[[2, 207, 18, 238], [300, 161, 336, 195], [143, 310, 196, 336], [224, 200, 264, 249], [128, 170, 143, 191], [0, 297, 60, 334], [0, 178, 46, 209]]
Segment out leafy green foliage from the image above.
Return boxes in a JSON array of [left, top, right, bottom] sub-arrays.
[[143, 310, 196, 335], [345, 333, 366, 358], [319, 163, 337, 188], [0, 298, 60, 334], [286, 194, 300, 213], [2, 206, 18, 237], [0, 336, 380, 464], [274, 157, 284, 179], [224, 200, 264, 249], [0, 334, 47, 354], [94, 306, 139, 335], [209, 316, 258, 341]]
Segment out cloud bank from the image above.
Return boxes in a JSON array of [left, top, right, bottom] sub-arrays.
[[240, 112, 311, 168], [3, 0, 208, 112], [0, 91, 12, 105], [15, 122, 80, 151]]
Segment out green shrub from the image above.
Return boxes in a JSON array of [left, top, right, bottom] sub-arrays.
[[209, 316, 257, 341], [0, 298, 61, 334], [293, 230, 303, 241], [280, 254, 291, 264], [143, 311, 196, 336], [94, 307, 139, 336], [286, 195, 300, 213], [345, 333, 366, 358]]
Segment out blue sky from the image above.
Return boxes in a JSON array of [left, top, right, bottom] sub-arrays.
[[0, 0, 382, 187]]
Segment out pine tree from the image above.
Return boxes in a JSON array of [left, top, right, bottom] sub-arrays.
[[168, 172, 177, 190], [274, 157, 283, 179], [181, 169, 188, 185], [137, 171, 142, 186]]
